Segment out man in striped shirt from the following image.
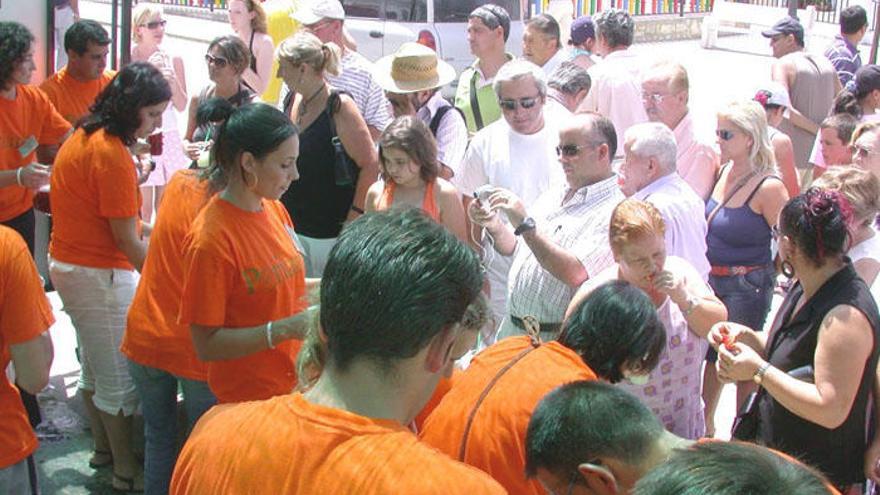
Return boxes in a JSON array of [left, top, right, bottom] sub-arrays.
[[824, 5, 868, 87], [293, 0, 392, 140]]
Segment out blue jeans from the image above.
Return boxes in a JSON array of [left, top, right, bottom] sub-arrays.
[[128, 361, 216, 495], [707, 264, 776, 362]]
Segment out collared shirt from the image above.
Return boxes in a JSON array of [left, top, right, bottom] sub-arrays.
[[672, 112, 719, 200], [326, 50, 392, 132], [454, 54, 514, 135], [508, 175, 624, 322], [582, 49, 649, 156], [824, 33, 861, 87], [417, 91, 468, 177], [633, 173, 711, 280], [540, 48, 568, 77]]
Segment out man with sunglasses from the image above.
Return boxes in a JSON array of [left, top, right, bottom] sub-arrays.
[[619, 122, 710, 280], [466, 112, 623, 342], [455, 60, 566, 339], [763, 16, 840, 186], [581, 9, 648, 157], [292, 0, 391, 140], [640, 61, 718, 200]]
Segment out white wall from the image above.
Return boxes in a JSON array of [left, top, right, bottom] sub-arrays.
[[0, 0, 50, 84]]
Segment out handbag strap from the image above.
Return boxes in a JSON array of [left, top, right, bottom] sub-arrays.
[[469, 68, 485, 131], [706, 165, 759, 226]]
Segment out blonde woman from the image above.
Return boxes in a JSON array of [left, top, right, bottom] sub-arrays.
[[852, 121, 880, 180], [227, 0, 273, 95], [131, 3, 189, 223], [276, 32, 379, 277], [702, 100, 790, 436]]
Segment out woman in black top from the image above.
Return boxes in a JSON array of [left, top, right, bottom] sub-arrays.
[[712, 188, 880, 491], [276, 32, 378, 277]]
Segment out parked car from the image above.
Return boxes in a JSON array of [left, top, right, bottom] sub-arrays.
[[343, 0, 526, 78]]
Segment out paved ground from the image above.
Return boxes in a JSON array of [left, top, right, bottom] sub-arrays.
[[28, 3, 858, 493]]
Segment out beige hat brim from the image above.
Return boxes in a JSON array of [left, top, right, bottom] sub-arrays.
[[373, 54, 457, 94]]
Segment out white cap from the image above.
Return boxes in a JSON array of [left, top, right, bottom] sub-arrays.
[[753, 81, 791, 109], [293, 0, 345, 25]]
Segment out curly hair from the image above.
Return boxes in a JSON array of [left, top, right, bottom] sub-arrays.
[[80, 62, 171, 145], [378, 116, 439, 184], [0, 22, 34, 90]]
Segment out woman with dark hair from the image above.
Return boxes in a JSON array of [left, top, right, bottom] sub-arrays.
[[48, 61, 172, 492], [420, 279, 667, 495], [0, 22, 70, 253], [569, 198, 727, 439], [182, 35, 256, 166], [714, 188, 880, 492], [178, 102, 313, 405], [276, 32, 379, 277], [366, 116, 467, 241]]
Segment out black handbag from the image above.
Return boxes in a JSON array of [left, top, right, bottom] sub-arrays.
[[326, 92, 357, 187], [731, 391, 760, 441]]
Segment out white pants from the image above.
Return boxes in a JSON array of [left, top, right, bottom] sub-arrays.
[[298, 235, 337, 278], [54, 4, 75, 70], [49, 259, 139, 416]]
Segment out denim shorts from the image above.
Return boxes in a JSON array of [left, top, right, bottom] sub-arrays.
[[706, 264, 775, 362]]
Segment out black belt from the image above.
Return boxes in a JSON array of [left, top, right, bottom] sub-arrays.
[[510, 316, 562, 336]]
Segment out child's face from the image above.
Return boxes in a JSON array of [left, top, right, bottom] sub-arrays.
[[382, 147, 422, 187]]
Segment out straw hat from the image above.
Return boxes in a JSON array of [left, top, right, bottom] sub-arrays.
[[374, 42, 456, 94]]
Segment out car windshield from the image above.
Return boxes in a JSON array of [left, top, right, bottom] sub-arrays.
[[434, 0, 523, 22]]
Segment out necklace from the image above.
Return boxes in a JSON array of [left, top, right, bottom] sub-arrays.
[[297, 83, 326, 125]]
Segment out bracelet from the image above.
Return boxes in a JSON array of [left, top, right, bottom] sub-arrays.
[[753, 361, 771, 385], [350, 205, 365, 214], [265, 320, 275, 349], [15, 167, 23, 186]]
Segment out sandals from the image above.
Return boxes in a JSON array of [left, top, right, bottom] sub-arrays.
[[88, 450, 113, 469], [112, 472, 144, 493]]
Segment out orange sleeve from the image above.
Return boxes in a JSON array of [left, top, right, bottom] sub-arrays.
[[0, 227, 53, 343], [413, 373, 455, 432], [33, 87, 70, 146], [179, 238, 236, 328], [94, 137, 139, 219]]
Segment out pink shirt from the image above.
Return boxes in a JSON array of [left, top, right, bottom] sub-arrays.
[[581, 49, 648, 156], [673, 112, 719, 200]]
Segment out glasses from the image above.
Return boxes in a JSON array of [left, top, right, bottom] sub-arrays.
[[716, 129, 736, 141], [853, 143, 877, 159], [205, 53, 228, 68], [641, 92, 671, 105], [499, 96, 541, 111], [556, 144, 588, 157], [141, 19, 167, 30]]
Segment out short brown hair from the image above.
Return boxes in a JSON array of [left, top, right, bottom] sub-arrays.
[[609, 199, 666, 255], [208, 35, 250, 76]]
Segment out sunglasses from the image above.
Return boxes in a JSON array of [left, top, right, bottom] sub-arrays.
[[716, 129, 736, 141], [205, 53, 228, 68], [556, 144, 588, 157], [499, 96, 540, 111], [141, 19, 167, 30]]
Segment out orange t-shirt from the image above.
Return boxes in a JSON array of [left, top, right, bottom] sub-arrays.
[[420, 336, 598, 495], [39, 68, 116, 124], [170, 393, 507, 494], [178, 196, 306, 403], [0, 226, 54, 468], [0, 85, 70, 221], [49, 127, 142, 270], [122, 170, 212, 381]]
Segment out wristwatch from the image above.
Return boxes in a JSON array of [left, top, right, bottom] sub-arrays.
[[514, 217, 536, 236], [753, 361, 771, 385]]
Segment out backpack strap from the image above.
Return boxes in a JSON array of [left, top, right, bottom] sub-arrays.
[[429, 104, 465, 137]]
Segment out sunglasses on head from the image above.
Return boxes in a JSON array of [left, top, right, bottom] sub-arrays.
[[205, 53, 228, 68], [716, 129, 736, 141], [499, 96, 540, 111], [556, 144, 588, 157], [142, 19, 167, 30]]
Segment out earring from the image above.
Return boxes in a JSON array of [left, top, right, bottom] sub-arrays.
[[242, 168, 259, 190], [781, 259, 795, 279]]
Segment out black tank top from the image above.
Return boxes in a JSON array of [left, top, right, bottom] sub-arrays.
[[757, 263, 880, 487], [281, 91, 357, 238]]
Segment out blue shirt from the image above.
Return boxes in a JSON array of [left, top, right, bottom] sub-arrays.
[[824, 34, 861, 87]]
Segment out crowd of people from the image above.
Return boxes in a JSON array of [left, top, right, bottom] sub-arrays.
[[1, 0, 880, 493]]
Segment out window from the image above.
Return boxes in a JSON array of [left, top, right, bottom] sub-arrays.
[[341, 0, 382, 19], [385, 0, 428, 21], [434, 0, 523, 22]]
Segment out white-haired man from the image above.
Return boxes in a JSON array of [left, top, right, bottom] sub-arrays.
[[619, 122, 710, 279]]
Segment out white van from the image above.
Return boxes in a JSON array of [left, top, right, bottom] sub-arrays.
[[342, 0, 526, 76]]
